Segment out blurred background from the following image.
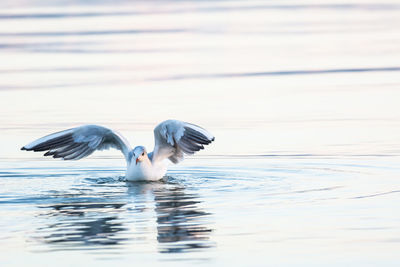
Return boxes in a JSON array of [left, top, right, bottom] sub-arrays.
[[0, 0, 399, 266]]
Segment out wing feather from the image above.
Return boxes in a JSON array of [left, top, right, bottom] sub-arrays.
[[21, 125, 131, 162], [152, 120, 214, 164]]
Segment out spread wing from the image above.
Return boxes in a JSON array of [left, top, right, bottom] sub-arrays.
[[21, 125, 131, 162], [151, 120, 215, 164]]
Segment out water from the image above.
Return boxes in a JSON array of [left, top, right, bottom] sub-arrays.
[[1, 0, 400, 266]]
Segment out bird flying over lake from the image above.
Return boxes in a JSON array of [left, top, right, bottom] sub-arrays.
[[21, 120, 215, 181]]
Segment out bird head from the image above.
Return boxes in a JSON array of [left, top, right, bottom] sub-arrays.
[[132, 146, 147, 165]]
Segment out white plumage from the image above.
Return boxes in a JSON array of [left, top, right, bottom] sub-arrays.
[[21, 120, 215, 181]]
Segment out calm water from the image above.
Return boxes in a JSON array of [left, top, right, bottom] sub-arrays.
[[1, 0, 400, 266]]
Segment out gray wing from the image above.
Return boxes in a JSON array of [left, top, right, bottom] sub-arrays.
[[151, 120, 215, 164], [21, 125, 131, 162]]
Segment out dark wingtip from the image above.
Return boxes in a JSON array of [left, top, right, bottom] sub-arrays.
[[21, 146, 26, 151], [211, 137, 215, 142]]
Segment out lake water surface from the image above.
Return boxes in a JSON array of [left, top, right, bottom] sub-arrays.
[[1, 0, 400, 266]]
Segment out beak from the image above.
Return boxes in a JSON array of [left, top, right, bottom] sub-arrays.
[[136, 158, 139, 165]]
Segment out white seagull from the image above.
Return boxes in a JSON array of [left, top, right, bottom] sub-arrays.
[[21, 120, 215, 181]]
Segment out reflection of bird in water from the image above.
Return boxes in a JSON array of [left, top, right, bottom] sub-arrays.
[[22, 120, 215, 181], [154, 187, 213, 253], [37, 201, 128, 247], [36, 180, 213, 253]]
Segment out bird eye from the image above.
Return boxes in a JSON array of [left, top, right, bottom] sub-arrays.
[[142, 153, 144, 156]]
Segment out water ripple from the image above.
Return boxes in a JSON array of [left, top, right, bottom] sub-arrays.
[[1, 3, 399, 21], [154, 67, 400, 81], [0, 29, 187, 37]]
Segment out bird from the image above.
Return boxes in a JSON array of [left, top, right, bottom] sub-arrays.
[[21, 120, 215, 181]]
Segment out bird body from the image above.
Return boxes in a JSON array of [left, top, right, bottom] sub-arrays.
[[126, 156, 167, 181], [21, 120, 214, 181]]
